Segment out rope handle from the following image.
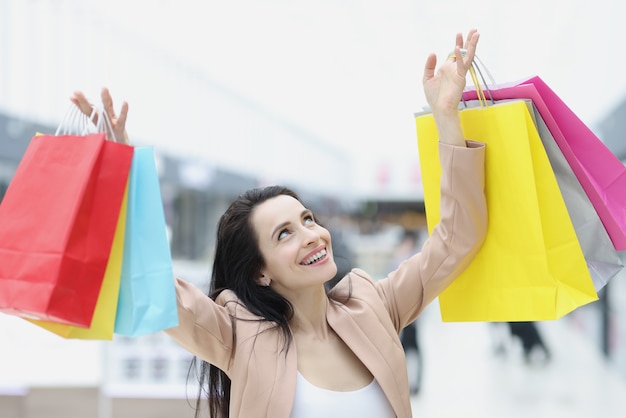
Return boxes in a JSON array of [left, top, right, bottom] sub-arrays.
[[448, 50, 497, 108], [54, 100, 118, 142]]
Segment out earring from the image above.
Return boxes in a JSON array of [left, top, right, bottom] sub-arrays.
[[259, 274, 271, 287]]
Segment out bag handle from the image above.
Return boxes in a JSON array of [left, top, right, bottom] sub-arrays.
[[55, 103, 93, 136], [55, 101, 119, 142], [93, 103, 119, 142], [451, 50, 497, 108]]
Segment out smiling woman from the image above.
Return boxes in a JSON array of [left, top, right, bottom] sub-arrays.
[[71, 29, 487, 418]]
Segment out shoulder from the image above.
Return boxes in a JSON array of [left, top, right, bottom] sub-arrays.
[[349, 268, 376, 285], [328, 268, 379, 300], [214, 288, 238, 305], [214, 288, 264, 321], [335, 267, 375, 284]]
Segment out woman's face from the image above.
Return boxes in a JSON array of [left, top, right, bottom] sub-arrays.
[[251, 195, 337, 295]]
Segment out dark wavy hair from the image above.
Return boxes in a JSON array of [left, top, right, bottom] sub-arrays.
[[189, 185, 342, 418]]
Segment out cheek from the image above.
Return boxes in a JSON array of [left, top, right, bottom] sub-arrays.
[[261, 245, 293, 271], [257, 243, 277, 270], [320, 227, 332, 244]]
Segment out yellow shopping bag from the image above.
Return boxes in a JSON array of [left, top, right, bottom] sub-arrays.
[[26, 182, 128, 339], [416, 100, 598, 321]]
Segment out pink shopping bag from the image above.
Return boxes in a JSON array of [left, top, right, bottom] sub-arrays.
[[463, 76, 626, 250]]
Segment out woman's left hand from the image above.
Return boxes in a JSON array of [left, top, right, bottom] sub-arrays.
[[423, 29, 480, 117], [70, 87, 129, 144]]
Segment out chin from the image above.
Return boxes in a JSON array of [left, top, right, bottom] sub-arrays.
[[326, 262, 338, 281]]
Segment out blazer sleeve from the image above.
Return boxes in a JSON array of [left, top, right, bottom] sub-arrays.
[[164, 277, 235, 373], [376, 140, 487, 330]]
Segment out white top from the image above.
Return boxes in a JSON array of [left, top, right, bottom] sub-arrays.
[[289, 371, 396, 418]]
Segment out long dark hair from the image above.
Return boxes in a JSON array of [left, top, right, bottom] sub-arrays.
[[189, 185, 303, 418]]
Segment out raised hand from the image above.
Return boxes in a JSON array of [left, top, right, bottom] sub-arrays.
[[423, 29, 480, 116], [70, 88, 129, 144]]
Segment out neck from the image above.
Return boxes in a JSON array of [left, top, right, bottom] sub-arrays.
[[288, 286, 330, 339]]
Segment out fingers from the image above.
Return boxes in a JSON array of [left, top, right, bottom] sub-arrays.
[[453, 29, 479, 75], [453, 46, 464, 65], [100, 87, 129, 142], [70, 87, 129, 144], [423, 53, 437, 83], [115, 101, 130, 144], [463, 29, 479, 50], [455, 32, 463, 50], [70, 91, 94, 119], [463, 29, 479, 64], [101, 87, 116, 119], [117, 101, 129, 128]]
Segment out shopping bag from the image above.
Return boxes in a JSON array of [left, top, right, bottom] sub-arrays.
[[527, 103, 624, 291], [416, 99, 598, 322], [114, 146, 178, 336], [463, 99, 623, 292], [462, 77, 626, 250], [26, 183, 129, 339], [0, 133, 133, 326]]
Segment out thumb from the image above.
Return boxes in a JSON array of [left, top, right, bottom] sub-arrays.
[[422, 53, 437, 83]]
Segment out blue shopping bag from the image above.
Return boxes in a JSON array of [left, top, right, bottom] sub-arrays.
[[115, 146, 178, 336]]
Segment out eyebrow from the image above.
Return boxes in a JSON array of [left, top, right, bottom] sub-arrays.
[[271, 209, 312, 239]]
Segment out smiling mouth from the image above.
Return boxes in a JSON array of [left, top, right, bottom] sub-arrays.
[[301, 248, 328, 265]]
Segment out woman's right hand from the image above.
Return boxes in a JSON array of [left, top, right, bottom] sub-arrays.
[[70, 87, 130, 144]]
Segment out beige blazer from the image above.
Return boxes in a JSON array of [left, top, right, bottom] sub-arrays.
[[166, 141, 487, 418]]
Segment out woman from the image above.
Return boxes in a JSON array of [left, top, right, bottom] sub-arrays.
[[72, 29, 486, 418]]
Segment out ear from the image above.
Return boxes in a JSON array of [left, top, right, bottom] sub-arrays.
[[255, 273, 270, 287]]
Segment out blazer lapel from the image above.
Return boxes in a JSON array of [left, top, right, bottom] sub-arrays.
[[326, 301, 409, 418]]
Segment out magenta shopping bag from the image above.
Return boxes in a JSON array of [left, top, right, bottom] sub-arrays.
[[463, 77, 626, 250]]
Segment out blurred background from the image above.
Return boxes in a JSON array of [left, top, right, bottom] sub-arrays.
[[1, 0, 626, 417]]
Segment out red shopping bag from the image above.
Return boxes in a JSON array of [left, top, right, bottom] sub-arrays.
[[463, 76, 626, 250], [26, 182, 129, 339], [0, 132, 133, 327]]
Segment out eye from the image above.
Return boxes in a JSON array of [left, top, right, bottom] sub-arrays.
[[303, 214, 315, 225], [277, 228, 290, 241]]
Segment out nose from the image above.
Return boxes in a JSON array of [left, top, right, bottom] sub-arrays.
[[301, 226, 321, 247]]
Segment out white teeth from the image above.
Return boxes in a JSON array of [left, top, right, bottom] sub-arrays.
[[303, 249, 327, 265]]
